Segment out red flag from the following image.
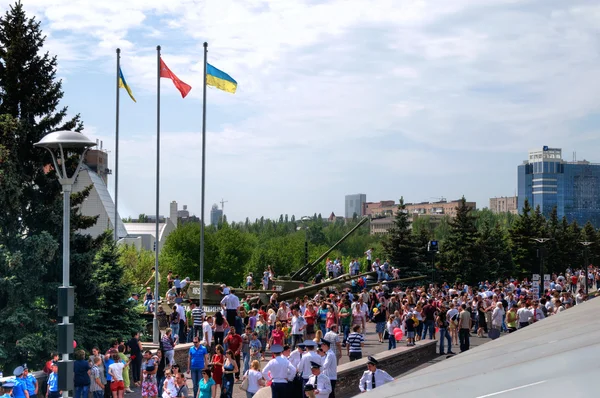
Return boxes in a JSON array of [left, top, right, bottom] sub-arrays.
[[160, 58, 192, 98]]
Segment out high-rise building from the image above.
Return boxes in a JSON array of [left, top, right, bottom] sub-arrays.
[[210, 204, 223, 226], [345, 194, 366, 218], [518, 146, 600, 227]]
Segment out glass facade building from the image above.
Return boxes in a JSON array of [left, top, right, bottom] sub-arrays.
[[345, 193, 367, 218], [518, 147, 600, 227]]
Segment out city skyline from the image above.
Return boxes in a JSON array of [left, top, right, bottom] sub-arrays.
[[7, 1, 600, 222]]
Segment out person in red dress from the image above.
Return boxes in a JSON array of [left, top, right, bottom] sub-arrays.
[[210, 345, 224, 395]]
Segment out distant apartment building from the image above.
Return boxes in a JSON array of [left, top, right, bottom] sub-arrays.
[[345, 194, 367, 218], [518, 146, 600, 227], [490, 196, 518, 214], [363, 200, 397, 217], [405, 199, 476, 217], [210, 204, 223, 226], [369, 199, 476, 235]]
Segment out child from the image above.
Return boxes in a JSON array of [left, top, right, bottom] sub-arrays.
[[405, 312, 416, 347], [161, 370, 177, 398], [241, 327, 252, 374], [46, 363, 60, 398], [249, 332, 262, 363]]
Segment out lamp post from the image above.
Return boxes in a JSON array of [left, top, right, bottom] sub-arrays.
[[34, 131, 97, 398], [580, 241, 593, 296], [533, 238, 551, 298], [300, 216, 312, 267]]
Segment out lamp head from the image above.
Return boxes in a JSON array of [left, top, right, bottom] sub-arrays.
[[34, 130, 96, 151]]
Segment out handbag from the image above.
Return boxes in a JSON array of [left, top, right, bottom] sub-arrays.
[[383, 329, 389, 340], [239, 371, 249, 391], [488, 327, 500, 340]]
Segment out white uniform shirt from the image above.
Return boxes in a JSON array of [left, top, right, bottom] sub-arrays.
[[288, 350, 303, 368], [307, 373, 332, 398], [221, 293, 240, 310], [358, 369, 394, 392], [291, 315, 305, 334], [298, 351, 322, 378], [262, 356, 296, 383], [322, 351, 337, 381]]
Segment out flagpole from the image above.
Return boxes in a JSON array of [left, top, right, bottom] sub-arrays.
[[199, 42, 208, 309], [114, 48, 120, 242], [153, 44, 161, 344]]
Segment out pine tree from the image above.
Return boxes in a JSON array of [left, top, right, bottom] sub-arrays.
[[509, 198, 538, 275], [439, 197, 479, 284], [382, 197, 419, 277], [0, 2, 83, 247], [476, 221, 514, 281]]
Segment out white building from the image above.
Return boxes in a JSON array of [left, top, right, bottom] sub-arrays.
[[74, 165, 128, 239], [121, 201, 179, 251]]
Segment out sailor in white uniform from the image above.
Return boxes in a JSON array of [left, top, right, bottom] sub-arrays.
[[320, 339, 337, 398], [262, 345, 296, 398], [297, 340, 322, 384], [288, 343, 305, 368], [306, 361, 332, 398], [358, 356, 394, 393]]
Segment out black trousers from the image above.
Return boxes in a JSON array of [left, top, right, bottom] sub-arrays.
[[103, 381, 112, 398], [329, 380, 337, 398], [459, 329, 470, 352], [226, 309, 237, 330], [178, 320, 186, 343], [131, 355, 142, 383], [271, 382, 289, 398]]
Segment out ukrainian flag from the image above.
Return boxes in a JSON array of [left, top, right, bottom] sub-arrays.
[[118, 67, 136, 102], [206, 63, 237, 94]]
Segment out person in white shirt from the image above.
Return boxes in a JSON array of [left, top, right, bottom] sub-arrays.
[[297, 340, 322, 383], [291, 307, 306, 349], [288, 344, 304, 369], [530, 302, 545, 323], [306, 361, 332, 398], [358, 356, 393, 393], [323, 325, 342, 363], [516, 303, 533, 328], [262, 345, 296, 398], [221, 290, 240, 327], [241, 360, 264, 397], [108, 353, 131, 398], [320, 339, 337, 398], [202, 316, 214, 353]]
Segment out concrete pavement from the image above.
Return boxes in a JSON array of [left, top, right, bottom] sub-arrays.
[[366, 298, 600, 398]]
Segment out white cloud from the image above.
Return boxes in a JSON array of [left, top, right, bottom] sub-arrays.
[[4, 0, 600, 219]]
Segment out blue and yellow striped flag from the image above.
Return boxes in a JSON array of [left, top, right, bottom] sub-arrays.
[[206, 64, 237, 94], [118, 67, 136, 102]]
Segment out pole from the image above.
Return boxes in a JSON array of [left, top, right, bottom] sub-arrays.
[[585, 247, 589, 296], [199, 42, 208, 309], [62, 183, 71, 398], [432, 251, 435, 286], [153, 45, 161, 344], [114, 48, 120, 242]]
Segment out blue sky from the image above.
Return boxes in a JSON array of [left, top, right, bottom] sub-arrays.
[[8, 0, 600, 221]]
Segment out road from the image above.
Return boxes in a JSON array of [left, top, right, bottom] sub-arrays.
[[365, 298, 600, 398]]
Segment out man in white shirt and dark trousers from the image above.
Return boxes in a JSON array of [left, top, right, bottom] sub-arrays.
[[320, 339, 337, 398], [306, 361, 332, 398], [298, 340, 322, 385], [220, 288, 240, 328], [262, 345, 296, 398], [358, 356, 394, 393], [288, 343, 305, 368], [291, 306, 306, 349]]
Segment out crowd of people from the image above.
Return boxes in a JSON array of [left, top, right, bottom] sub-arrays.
[[1, 258, 596, 398]]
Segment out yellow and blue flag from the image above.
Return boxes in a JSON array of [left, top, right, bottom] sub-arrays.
[[206, 63, 237, 94], [118, 67, 136, 102]]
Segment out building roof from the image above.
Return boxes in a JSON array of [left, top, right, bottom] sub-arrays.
[[123, 223, 168, 238], [82, 165, 128, 238]]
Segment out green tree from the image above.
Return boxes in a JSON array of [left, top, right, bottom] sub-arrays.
[[509, 198, 538, 275], [439, 197, 479, 283], [476, 221, 514, 281], [382, 197, 419, 277]]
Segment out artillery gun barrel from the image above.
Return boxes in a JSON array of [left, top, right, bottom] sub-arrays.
[[278, 271, 376, 300], [366, 275, 427, 287], [292, 216, 369, 281]]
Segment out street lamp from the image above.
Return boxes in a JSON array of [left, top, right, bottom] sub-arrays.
[[533, 238, 551, 298], [580, 241, 593, 296], [35, 131, 96, 397], [300, 216, 312, 267]]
